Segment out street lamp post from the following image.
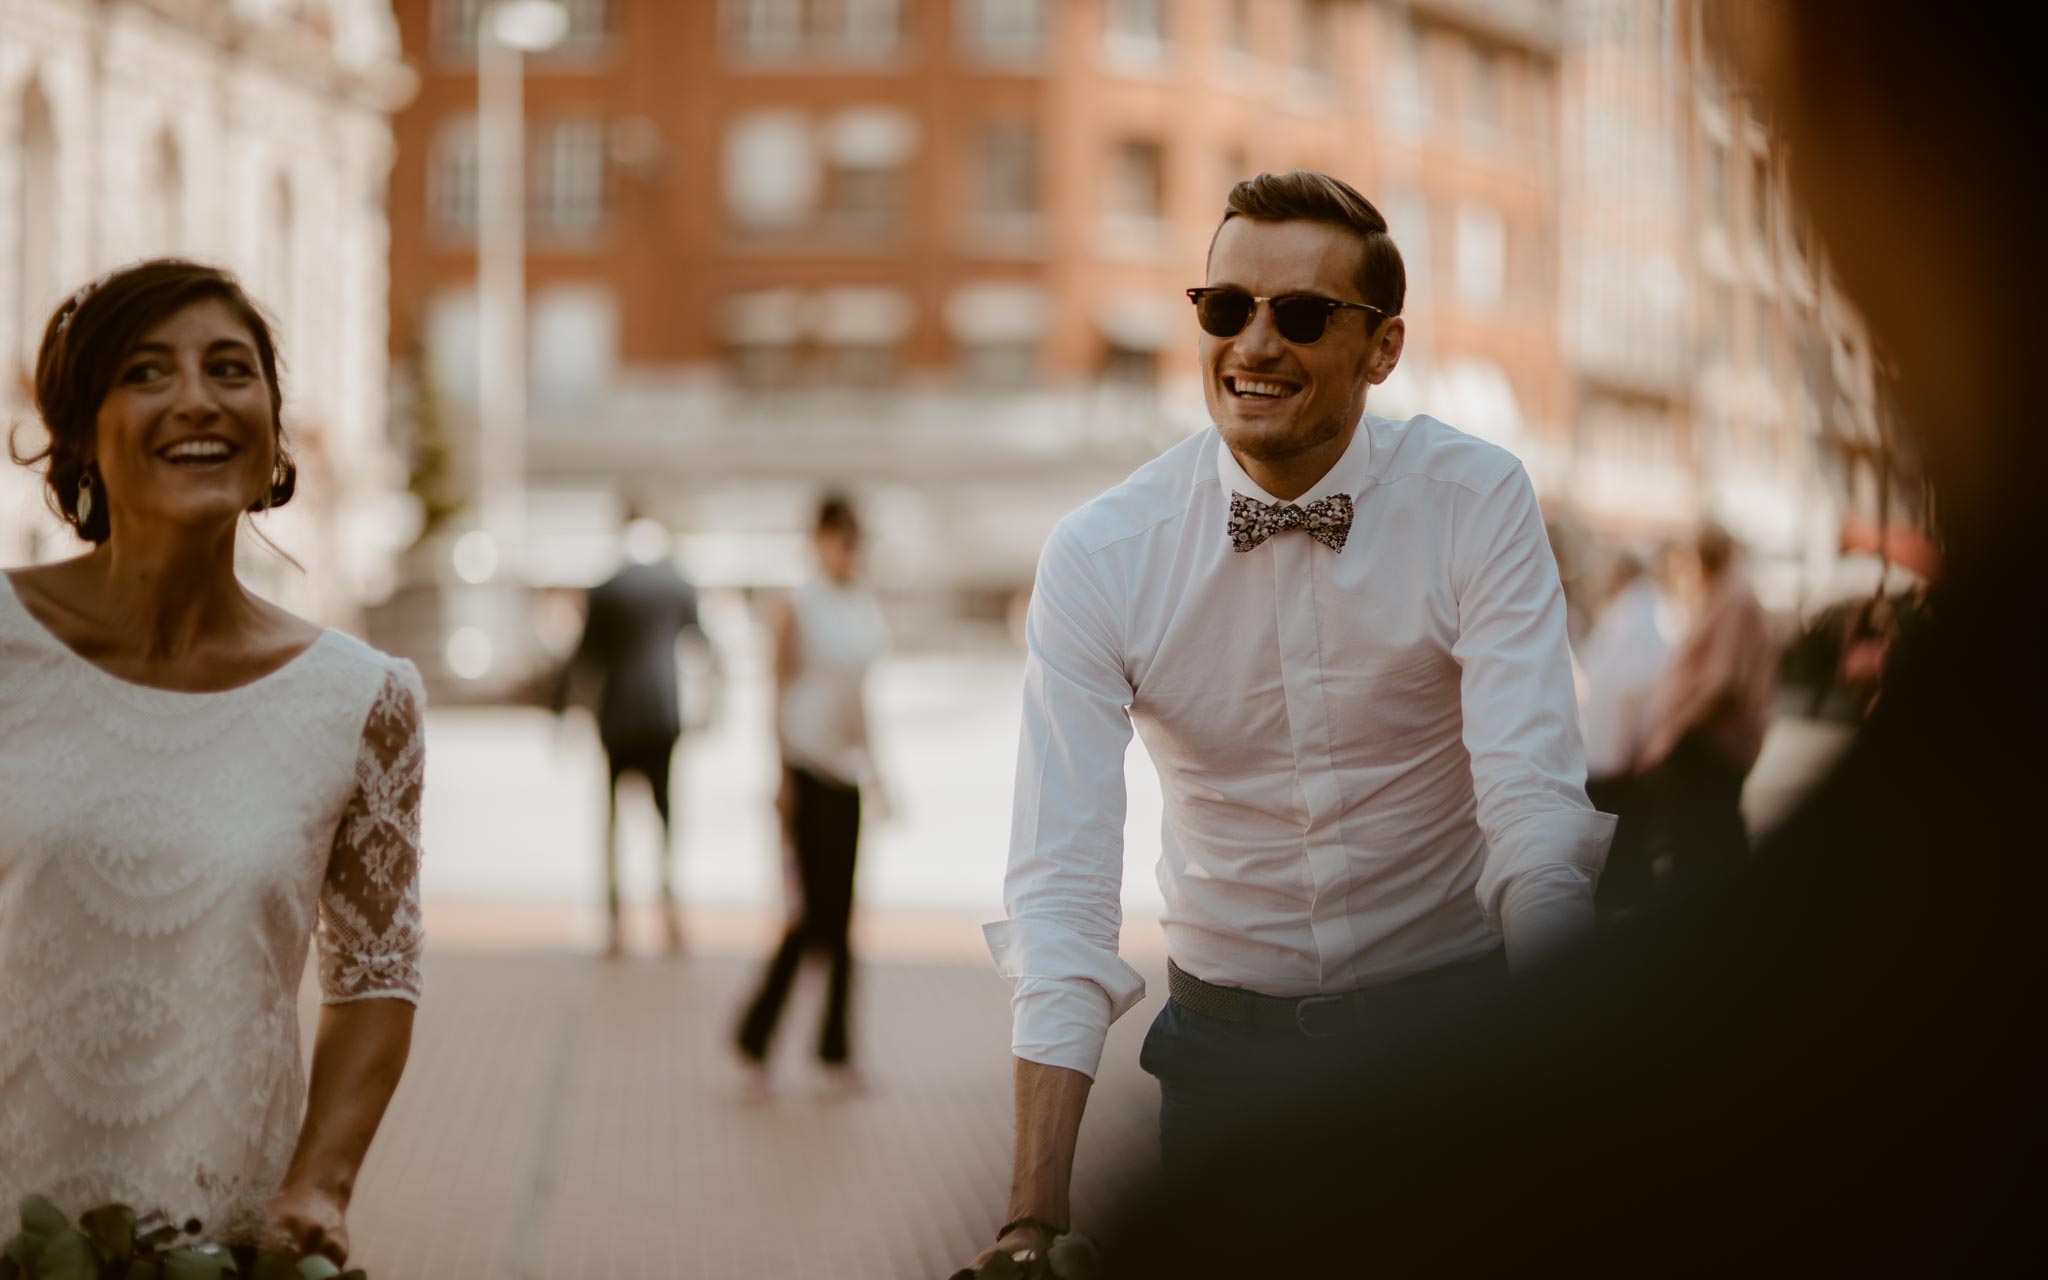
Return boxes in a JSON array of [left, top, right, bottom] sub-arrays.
[[475, 0, 567, 585]]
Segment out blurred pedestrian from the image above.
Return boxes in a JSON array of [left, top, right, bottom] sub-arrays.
[[1575, 550, 1675, 922], [734, 493, 887, 1093], [0, 260, 423, 1263], [1636, 522, 1776, 889], [554, 511, 703, 956], [970, 171, 1610, 1271]]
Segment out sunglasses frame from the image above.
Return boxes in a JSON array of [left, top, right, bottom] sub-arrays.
[[1185, 287, 1388, 345]]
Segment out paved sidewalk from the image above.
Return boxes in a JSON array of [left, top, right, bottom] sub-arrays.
[[308, 925, 1167, 1280]]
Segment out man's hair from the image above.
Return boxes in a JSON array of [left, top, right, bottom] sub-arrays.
[[1697, 521, 1737, 575], [1211, 170, 1406, 321]]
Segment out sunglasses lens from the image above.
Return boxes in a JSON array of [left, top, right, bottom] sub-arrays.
[[1195, 290, 1255, 337], [1271, 297, 1332, 344]]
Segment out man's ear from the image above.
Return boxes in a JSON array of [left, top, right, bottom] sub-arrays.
[[1365, 316, 1405, 385]]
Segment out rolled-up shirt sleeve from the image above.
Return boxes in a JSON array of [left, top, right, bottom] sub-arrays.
[[984, 522, 1147, 1079], [1449, 464, 1616, 967]]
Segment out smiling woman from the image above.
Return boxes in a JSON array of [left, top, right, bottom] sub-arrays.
[[0, 259, 425, 1266], [12, 259, 295, 545]]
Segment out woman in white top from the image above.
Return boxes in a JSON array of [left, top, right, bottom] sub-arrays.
[[0, 261, 424, 1266], [735, 493, 886, 1089]]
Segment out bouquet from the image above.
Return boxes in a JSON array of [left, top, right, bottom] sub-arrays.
[[1, 1197, 364, 1280]]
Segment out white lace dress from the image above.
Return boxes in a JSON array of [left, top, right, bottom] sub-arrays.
[[0, 574, 426, 1241]]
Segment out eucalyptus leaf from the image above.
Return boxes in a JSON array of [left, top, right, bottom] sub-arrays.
[[17, 1199, 68, 1243], [5, 1235, 38, 1270], [1046, 1233, 1100, 1280], [160, 1249, 225, 1280], [338, 1272, 366, 1280], [135, 1225, 183, 1253], [293, 1258, 341, 1280], [81, 1204, 138, 1265], [27, 1228, 95, 1280], [124, 1260, 164, 1280]]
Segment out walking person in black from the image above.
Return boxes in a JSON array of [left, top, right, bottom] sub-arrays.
[[554, 513, 703, 957], [735, 495, 888, 1095]]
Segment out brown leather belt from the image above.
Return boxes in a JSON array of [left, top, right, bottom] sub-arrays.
[[1165, 951, 1507, 1039]]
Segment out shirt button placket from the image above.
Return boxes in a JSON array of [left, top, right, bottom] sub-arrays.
[[1270, 532, 1359, 986]]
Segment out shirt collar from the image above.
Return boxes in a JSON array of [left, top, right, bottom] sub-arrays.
[[1213, 410, 1375, 509]]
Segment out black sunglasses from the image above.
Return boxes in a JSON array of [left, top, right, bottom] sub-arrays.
[[1186, 287, 1386, 345]]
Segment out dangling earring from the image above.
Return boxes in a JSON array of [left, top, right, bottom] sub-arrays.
[[75, 471, 94, 528]]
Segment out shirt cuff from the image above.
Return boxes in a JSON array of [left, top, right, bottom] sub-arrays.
[[1475, 805, 1617, 928], [985, 917, 1148, 1081], [1498, 863, 1596, 973]]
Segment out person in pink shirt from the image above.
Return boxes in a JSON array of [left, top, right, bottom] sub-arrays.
[[1638, 523, 1777, 890]]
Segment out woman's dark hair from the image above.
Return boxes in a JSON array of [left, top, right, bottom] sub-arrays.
[[8, 258, 293, 544], [1212, 169, 1407, 321], [815, 492, 860, 538]]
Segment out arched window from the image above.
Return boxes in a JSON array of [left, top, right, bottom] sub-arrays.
[[265, 172, 295, 330]]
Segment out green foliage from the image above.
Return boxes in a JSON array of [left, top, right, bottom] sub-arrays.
[[0, 1200, 366, 1280]]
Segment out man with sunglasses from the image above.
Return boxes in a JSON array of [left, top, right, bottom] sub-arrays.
[[971, 170, 1612, 1270]]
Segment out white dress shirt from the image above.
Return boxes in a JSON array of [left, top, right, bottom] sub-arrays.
[[984, 414, 1615, 1078], [1575, 578, 1676, 780]]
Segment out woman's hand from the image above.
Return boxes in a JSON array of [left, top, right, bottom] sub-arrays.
[[262, 1182, 349, 1264]]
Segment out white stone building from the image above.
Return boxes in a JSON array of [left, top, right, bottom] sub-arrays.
[[0, 0, 415, 627]]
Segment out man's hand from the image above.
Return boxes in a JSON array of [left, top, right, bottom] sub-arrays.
[[968, 1221, 1057, 1271], [262, 1183, 348, 1264]]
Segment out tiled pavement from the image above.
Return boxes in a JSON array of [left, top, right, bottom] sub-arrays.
[[305, 916, 1168, 1280]]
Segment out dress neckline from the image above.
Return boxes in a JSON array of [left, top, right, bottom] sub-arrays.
[[0, 569, 334, 699]]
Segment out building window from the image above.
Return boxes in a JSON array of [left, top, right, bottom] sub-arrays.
[[1109, 140, 1165, 220], [434, 0, 486, 56], [959, 0, 1046, 61], [1454, 202, 1504, 311], [435, 0, 609, 57], [531, 119, 607, 236], [529, 285, 617, 410], [727, 0, 804, 57], [822, 108, 918, 235], [978, 123, 1040, 219], [1386, 188, 1428, 298], [727, 0, 904, 60], [724, 112, 817, 233], [431, 121, 479, 237], [1467, 44, 1501, 147], [1225, 0, 1251, 58], [1295, 0, 1337, 81], [146, 131, 184, 253], [1100, 342, 1157, 385], [961, 340, 1036, 388], [1103, 0, 1168, 65]]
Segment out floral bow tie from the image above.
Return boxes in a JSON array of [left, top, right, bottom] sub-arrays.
[[1228, 491, 1354, 554]]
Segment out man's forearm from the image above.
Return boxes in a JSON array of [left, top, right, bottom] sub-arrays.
[[1008, 1056, 1093, 1229]]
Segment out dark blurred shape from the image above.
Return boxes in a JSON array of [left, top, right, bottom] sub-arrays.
[[1098, 2, 2045, 1270], [553, 515, 701, 954]]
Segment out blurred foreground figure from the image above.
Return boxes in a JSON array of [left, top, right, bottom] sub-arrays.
[[1100, 5, 2045, 1271], [1637, 522, 1776, 893], [555, 514, 701, 955], [971, 171, 1610, 1270], [0, 261, 422, 1262], [734, 494, 887, 1093], [1575, 551, 1674, 922]]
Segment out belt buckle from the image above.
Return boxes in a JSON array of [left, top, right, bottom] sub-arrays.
[[1293, 993, 1347, 1039]]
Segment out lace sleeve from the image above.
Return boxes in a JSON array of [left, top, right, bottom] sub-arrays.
[[318, 663, 427, 1004]]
